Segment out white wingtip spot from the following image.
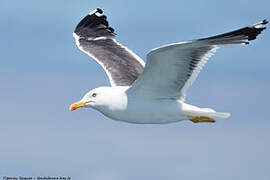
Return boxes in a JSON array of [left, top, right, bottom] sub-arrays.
[[250, 20, 267, 28], [255, 24, 263, 28], [89, 9, 97, 15], [89, 9, 101, 16]]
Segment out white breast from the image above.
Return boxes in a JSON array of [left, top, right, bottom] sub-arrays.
[[100, 95, 187, 124]]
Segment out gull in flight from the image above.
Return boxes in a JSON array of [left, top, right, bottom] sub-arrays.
[[70, 8, 267, 124]]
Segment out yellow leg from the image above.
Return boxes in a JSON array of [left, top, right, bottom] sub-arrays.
[[188, 116, 216, 123]]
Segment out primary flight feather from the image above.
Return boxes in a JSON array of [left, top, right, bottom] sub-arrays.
[[70, 8, 267, 124]]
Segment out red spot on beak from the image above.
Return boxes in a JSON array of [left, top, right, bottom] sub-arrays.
[[71, 106, 77, 111], [69, 101, 86, 111]]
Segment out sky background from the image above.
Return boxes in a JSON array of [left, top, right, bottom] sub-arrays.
[[0, 0, 269, 179]]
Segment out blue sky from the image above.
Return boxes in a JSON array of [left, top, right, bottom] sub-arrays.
[[0, 0, 269, 179]]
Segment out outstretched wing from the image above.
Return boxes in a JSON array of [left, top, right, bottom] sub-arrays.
[[73, 8, 145, 86], [127, 20, 268, 100]]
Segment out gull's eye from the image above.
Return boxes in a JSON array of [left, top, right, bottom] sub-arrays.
[[92, 93, 97, 97]]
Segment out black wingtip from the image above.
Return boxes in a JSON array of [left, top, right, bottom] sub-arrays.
[[100, 15, 107, 20], [247, 20, 268, 41], [262, 19, 268, 25], [74, 8, 116, 39], [96, 8, 103, 14], [108, 27, 115, 33], [198, 19, 267, 45]]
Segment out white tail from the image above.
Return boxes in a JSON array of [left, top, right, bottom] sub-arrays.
[[209, 112, 231, 118], [182, 104, 231, 120]]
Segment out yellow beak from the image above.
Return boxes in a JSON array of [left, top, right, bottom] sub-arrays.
[[69, 101, 86, 111]]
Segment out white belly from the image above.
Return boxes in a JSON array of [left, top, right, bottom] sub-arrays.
[[99, 98, 187, 124]]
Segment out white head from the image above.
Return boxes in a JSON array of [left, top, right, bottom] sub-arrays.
[[69, 86, 126, 111]]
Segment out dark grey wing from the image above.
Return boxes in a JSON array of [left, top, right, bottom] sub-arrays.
[[73, 8, 145, 86]]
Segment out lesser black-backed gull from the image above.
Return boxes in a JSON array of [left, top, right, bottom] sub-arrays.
[[70, 8, 267, 124]]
